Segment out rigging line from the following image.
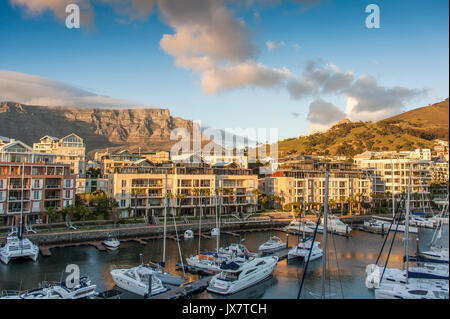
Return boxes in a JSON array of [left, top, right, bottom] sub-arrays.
[[380, 194, 406, 284], [331, 229, 344, 298], [375, 193, 406, 265], [297, 208, 324, 299]]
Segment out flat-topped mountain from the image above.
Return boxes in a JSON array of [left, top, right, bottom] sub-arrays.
[[0, 102, 198, 156]]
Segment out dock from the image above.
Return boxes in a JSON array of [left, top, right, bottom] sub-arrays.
[[40, 241, 106, 257], [221, 231, 240, 237], [149, 277, 212, 299]]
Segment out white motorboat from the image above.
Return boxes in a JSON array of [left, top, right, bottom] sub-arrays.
[[374, 281, 449, 299], [185, 251, 250, 274], [365, 264, 449, 289], [102, 235, 120, 250], [409, 216, 437, 229], [319, 215, 352, 235], [258, 236, 285, 254], [284, 220, 315, 234], [417, 248, 449, 263], [218, 243, 257, 258], [0, 235, 39, 264], [211, 228, 220, 236], [110, 265, 167, 297], [207, 256, 278, 295], [1, 277, 97, 299], [184, 230, 194, 239], [364, 218, 418, 234], [288, 236, 323, 261]]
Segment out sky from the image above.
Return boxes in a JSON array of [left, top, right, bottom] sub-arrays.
[[0, 0, 448, 140]]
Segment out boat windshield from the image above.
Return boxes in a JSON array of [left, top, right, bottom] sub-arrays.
[[218, 271, 241, 282]]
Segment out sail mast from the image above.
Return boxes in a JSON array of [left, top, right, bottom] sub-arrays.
[[321, 170, 329, 299], [391, 160, 395, 219], [405, 164, 412, 283], [162, 173, 167, 266]]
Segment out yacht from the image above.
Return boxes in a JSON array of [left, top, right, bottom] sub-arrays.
[[0, 235, 39, 264], [184, 230, 194, 239], [1, 277, 97, 299], [409, 216, 437, 229], [211, 228, 220, 236], [284, 220, 315, 234], [102, 235, 120, 250], [319, 215, 352, 235], [417, 248, 449, 263], [364, 218, 418, 234], [374, 281, 449, 299], [258, 236, 285, 254], [110, 265, 167, 297], [287, 236, 323, 261], [218, 243, 257, 258], [207, 256, 278, 295], [365, 264, 449, 289]]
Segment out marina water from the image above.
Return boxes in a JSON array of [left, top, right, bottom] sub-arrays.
[[0, 226, 447, 299]]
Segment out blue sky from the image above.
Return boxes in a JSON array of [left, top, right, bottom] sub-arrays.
[[0, 0, 448, 140]]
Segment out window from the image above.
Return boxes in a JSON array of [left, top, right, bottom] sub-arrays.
[[0, 192, 3, 201], [120, 200, 126, 207], [0, 180, 3, 189], [33, 191, 41, 200], [121, 180, 127, 187]]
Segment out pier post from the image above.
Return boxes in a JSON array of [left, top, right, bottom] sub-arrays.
[[345, 225, 349, 238], [381, 223, 385, 236], [286, 233, 289, 248]]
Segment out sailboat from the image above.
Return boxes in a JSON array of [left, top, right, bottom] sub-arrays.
[[366, 166, 449, 299], [0, 163, 39, 264]]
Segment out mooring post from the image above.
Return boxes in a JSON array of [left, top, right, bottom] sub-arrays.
[[381, 223, 385, 236], [346, 225, 349, 238]]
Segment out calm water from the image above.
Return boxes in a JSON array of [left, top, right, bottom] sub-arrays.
[[0, 226, 447, 299]]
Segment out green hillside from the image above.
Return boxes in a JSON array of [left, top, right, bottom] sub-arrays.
[[272, 98, 449, 158]]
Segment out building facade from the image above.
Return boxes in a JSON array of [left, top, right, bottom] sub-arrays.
[[1, 140, 76, 226], [33, 134, 86, 177], [107, 161, 258, 218]]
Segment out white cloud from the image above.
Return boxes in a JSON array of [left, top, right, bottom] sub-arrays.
[[0, 70, 139, 109], [266, 40, 285, 51]]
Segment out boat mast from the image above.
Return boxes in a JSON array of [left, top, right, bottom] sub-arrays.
[[405, 164, 412, 283], [391, 160, 395, 219], [321, 170, 329, 299], [162, 173, 167, 266], [19, 162, 25, 240]]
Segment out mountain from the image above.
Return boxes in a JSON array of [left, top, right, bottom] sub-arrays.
[[273, 98, 449, 158], [0, 101, 201, 157]]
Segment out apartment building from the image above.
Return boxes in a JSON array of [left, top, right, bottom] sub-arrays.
[[132, 151, 170, 163], [107, 160, 257, 218], [75, 177, 109, 194], [94, 150, 144, 176], [33, 133, 86, 177], [260, 156, 372, 207], [1, 139, 76, 226], [354, 151, 434, 211], [171, 152, 249, 168]]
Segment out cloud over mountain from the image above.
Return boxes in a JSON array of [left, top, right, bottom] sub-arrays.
[[0, 70, 139, 108]]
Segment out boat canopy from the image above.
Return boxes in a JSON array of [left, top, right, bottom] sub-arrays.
[[220, 261, 240, 270]]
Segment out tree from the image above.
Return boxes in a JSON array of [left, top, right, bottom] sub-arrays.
[[42, 207, 58, 226], [76, 204, 92, 221], [192, 188, 200, 217], [176, 193, 185, 217], [61, 205, 77, 224]]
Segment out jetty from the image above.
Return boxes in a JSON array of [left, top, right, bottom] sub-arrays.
[[149, 277, 212, 299], [40, 241, 106, 257]]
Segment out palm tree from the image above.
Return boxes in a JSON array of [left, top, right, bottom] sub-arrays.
[[176, 193, 185, 217], [42, 206, 58, 226], [192, 188, 200, 217], [339, 196, 346, 216]]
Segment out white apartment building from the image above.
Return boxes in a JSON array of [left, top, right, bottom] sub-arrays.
[[33, 134, 86, 177]]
